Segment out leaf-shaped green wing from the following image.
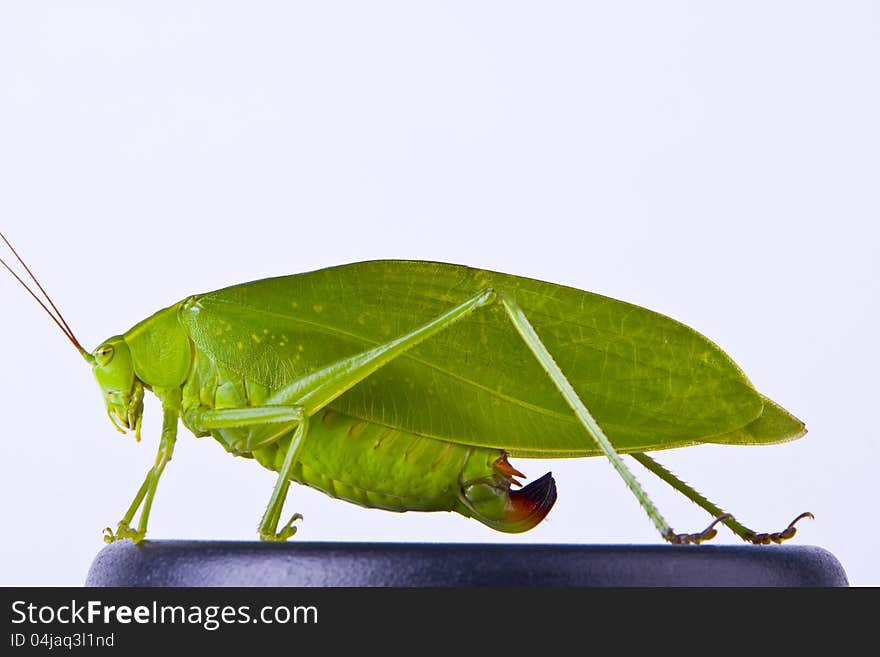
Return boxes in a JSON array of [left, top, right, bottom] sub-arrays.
[[702, 395, 806, 446], [180, 261, 804, 456]]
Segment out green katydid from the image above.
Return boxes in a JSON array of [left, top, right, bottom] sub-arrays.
[[1, 232, 812, 545]]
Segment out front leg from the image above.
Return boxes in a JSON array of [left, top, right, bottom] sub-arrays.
[[104, 389, 181, 544], [103, 474, 150, 543]]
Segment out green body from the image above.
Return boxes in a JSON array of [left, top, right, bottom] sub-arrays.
[[95, 260, 804, 533]]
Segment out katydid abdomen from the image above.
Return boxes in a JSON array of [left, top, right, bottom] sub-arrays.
[[250, 407, 556, 532]]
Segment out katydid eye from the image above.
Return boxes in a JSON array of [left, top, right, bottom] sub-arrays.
[[95, 345, 114, 366]]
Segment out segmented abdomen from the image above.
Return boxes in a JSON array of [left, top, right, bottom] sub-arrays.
[[251, 407, 502, 513]]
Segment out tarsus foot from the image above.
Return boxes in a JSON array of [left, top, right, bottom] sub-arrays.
[[743, 512, 814, 545], [259, 513, 303, 542], [103, 522, 145, 544], [664, 514, 731, 545]]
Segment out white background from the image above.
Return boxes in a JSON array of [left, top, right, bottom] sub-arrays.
[[1, 2, 877, 586]]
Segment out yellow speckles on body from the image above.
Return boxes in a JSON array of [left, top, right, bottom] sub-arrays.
[[313, 304, 323, 313]]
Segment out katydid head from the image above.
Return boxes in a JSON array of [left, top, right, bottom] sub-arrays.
[[1, 231, 144, 441], [91, 336, 145, 440]]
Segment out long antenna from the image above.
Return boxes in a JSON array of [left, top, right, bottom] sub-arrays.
[[0, 231, 88, 356]]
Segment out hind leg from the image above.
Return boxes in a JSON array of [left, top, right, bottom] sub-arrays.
[[631, 452, 813, 544], [498, 292, 728, 544]]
